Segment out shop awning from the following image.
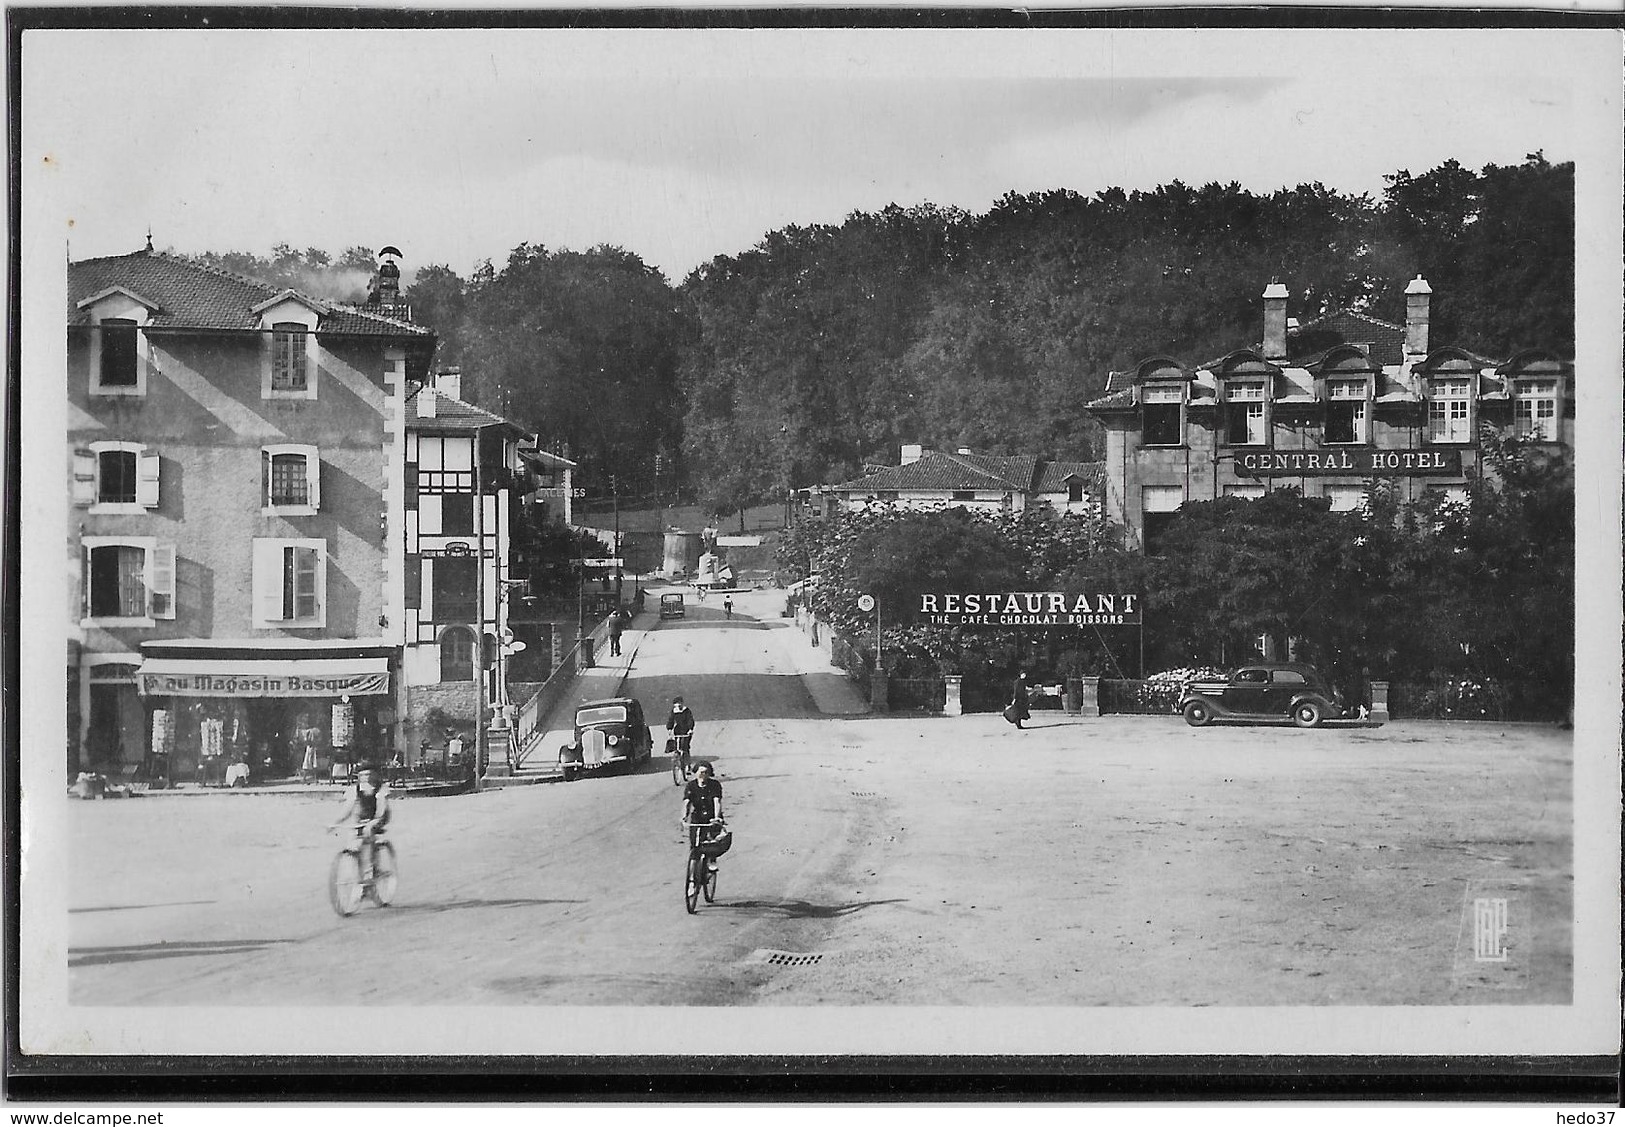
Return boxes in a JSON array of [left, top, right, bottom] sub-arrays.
[[137, 657, 390, 698]]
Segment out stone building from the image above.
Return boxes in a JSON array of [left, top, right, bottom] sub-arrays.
[[1082, 278, 1573, 552], [67, 245, 433, 779]]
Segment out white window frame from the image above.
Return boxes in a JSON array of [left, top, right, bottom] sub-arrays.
[[1224, 380, 1270, 446], [261, 322, 320, 400], [1324, 484, 1367, 514], [261, 444, 321, 515], [80, 535, 175, 626], [1427, 377, 1474, 444], [1140, 382, 1186, 448], [252, 538, 327, 629], [1323, 379, 1370, 445], [1513, 379, 1560, 442], [87, 312, 151, 398], [78, 441, 160, 513]]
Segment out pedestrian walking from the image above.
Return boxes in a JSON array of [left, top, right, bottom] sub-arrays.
[[1006, 671, 1032, 730], [608, 608, 625, 657], [723, 595, 734, 620]]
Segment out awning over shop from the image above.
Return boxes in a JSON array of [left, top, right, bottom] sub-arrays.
[[137, 657, 390, 698]]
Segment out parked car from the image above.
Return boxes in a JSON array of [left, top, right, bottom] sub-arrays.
[[559, 697, 654, 780], [1178, 662, 1343, 728], [659, 592, 686, 619]]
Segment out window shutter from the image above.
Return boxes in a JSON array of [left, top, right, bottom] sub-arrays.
[[253, 540, 283, 625], [262, 449, 272, 506], [73, 449, 97, 505], [404, 462, 418, 503], [136, 452, 161, 507], [149, 544, 176, 619], [294, 546, 321, 620], [404, 554, 422, 610], [306, 453, 321, 511], [80, 543, 91, 619]]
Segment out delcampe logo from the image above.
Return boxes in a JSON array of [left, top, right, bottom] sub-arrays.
[[1473, 897, 1510, 962]]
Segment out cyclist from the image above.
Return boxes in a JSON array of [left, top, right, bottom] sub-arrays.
[[329, 763, 392, 876], [666, 695, 696, 761], [681, 762, 726, 871]]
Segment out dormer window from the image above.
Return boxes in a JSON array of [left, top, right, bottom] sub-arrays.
[[271, 324, 309, 391], [1324, 379, 1370, 445], [1141, 383, 1185, 447], [1513, 379, 1560, 442], [1427, 377, 1474, 443], [1224, 380, 1269, 446], [100, 319, 138, 387]]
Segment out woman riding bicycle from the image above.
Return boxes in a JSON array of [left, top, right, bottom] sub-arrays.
[[681, 762, 725, 869], [666, 695, 696, 755]]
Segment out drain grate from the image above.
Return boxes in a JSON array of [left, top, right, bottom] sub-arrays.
[[751, 948, 825, 967]]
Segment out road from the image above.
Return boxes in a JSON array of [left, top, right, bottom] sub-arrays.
[[67, 588, 1572, 1007]]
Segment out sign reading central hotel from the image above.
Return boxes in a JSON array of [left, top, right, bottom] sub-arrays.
[[918, 592, 1141, 627], [1238, 448, 1462, 476]]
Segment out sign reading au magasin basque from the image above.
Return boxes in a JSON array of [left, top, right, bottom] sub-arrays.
[[138, 671, 389, 698], [918, 591, 1141, 627], [1237, 448, 1462, 476]]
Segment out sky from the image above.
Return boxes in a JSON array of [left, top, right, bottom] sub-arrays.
[[22, 25, 1610, 284]]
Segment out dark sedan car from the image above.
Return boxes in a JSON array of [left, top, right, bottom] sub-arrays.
[[558, 696, 654, 780], [1178, 662, 1343, 728]]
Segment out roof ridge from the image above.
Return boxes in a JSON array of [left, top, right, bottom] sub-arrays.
[[936, 449, 1025, 488], [1293, 306, 1404, 335]]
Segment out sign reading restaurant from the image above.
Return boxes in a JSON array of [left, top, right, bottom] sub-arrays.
[[918, 591, 1141, 627], [1237, 448, 1462, 476], [139, 670, 389, 698]]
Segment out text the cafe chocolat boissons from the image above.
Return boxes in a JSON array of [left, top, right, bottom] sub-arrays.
[[918, 592, 1142, 627]]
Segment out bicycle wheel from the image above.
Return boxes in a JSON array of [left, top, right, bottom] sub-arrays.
[[369, 842, 398, 907], [684, 851, 701, 914], [702, 856, 717, 903], [671, 751, 685, 786], [328, 850, 364, 917]]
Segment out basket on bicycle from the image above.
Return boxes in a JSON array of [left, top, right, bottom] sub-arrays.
[[695, 827, 732, 858]]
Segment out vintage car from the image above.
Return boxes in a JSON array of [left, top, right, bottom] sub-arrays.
[[559, 697, 654, 780], [659, 592, 686, 620], [1178, 662, 1343, 728]]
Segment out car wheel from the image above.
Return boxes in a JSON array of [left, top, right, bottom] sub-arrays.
[[1292, 701, 1323, 729], [1182, 700, 1212, 727]]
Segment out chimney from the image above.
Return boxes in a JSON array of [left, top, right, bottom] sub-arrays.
[[416, 386, 436, 419], [1404, 275, 1432, 357], [435, 366, 462, 402], [1261, 281, 1289, 362], [369, 245, 403, 307], [901, 443, 925, 465], [956, 447, 974, 456]]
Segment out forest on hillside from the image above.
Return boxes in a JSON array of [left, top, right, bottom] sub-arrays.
[[181, 153, 1574, 519]]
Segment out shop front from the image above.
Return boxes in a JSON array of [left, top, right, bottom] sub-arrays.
[[135, 644, 397, 785]]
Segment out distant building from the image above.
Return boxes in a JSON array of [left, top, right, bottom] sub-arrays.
[[1082, 278, 1573, 552], [816, 445, 1102, 518], [67, 246, 433, 779]]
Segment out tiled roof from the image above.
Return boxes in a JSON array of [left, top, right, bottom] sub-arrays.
[[830, 451, 1036, 493], [1033, 461, 1103, 493], [68, 250, 431, 338], [1084, 387, 1137, 410], [406, 386, 527, 433], [1288, 310, 1406, 367]]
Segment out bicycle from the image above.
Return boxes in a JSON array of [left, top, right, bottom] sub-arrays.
[[682, 820, 726, 913], [668, 733, 694, 786], [328, 825, 397, 917]]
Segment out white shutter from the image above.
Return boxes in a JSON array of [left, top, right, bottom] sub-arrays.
[[136, 452, 161, 507], [252, 540, 284, 626], [306, 452, 321, 511], [73, 449, 97, 505], [149, 544, 176, 619]]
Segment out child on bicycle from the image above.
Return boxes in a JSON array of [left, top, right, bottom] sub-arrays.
[[329, 764, 392, 875], [681, 762, 725, 871]]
